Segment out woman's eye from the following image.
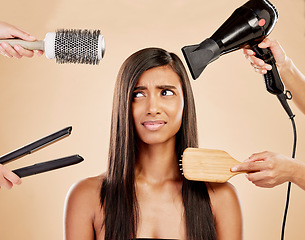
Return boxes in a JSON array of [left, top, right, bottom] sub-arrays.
[[133, 91, 144, 98], [161, 89, 174, 96]]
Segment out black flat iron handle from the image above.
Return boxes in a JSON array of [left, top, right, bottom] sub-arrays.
[[12, 155, 84, 178]]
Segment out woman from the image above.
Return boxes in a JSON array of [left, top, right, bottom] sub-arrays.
[[64, 48, 242, 240]]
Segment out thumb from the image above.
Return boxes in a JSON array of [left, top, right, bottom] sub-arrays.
[[10, 27, 37, 41]]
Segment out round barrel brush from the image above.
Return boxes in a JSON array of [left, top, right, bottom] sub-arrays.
[[0, 29, 105, 65]]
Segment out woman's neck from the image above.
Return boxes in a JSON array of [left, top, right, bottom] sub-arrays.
[[135, 139, 181, 183]]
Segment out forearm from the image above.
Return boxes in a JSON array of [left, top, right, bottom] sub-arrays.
[[288, 159, 305, 191], [279, 58, 305, 114]]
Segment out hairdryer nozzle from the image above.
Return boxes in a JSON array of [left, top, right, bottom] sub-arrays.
[[182, 0, 278, 80], [182, 38, 220, 80]]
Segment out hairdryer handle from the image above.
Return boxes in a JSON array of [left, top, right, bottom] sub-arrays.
[[252, 44, 294, 119], [251, 44, 284, 95]]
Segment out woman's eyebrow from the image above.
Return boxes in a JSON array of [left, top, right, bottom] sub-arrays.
[[134, 85, 177, 91], [133, 86, 147, 91], [156, 85, 177, 90]]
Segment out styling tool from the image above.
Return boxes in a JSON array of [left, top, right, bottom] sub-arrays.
[[182, 0, 294, 118], [182, 0, 278, 80], [0, 29, 105, 65], [0, 126, 84, 178], [182, 1, 297, 238], [180, 148, 246, 183]]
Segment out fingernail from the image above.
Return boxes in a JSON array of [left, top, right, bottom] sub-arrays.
[[28, 35, 36, 40], [36, 50, 43, 56], [1, 42, 8, 47], [231, 167, 237, 172]]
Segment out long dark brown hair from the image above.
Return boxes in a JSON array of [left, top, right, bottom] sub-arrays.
[[100, 48, 216, 240]]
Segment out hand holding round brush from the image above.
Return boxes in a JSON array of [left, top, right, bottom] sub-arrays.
[[0, 21, 44, 58], [0, 21, 105, 65]]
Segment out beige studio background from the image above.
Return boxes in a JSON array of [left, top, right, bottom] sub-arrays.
[[0, 0, 304, 239]]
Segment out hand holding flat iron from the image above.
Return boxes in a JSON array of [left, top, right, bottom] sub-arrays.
[[0, 164, 21, 189]]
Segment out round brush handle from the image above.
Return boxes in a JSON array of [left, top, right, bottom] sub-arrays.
[[0, 39, 44, 51]]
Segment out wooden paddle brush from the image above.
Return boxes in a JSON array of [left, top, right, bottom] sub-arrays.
[[180, 148, 247, 182]]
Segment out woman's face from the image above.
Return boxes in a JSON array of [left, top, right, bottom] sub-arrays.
[[132, 65, 184, 145]]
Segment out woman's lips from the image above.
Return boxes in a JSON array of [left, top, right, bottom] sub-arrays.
[[142, 120, 166, 131]]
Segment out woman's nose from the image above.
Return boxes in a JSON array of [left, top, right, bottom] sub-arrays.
[[147, 95, 161, 116]]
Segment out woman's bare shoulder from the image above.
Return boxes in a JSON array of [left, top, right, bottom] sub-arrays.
[[65, 174, 106, 210], [206, 182, 241, 214], [207, 182, 243, 239], [207, 182, 242, 220], [64, 174, 107, 239], [207, 182, 238, 198]]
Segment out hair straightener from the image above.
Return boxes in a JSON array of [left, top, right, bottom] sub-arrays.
[[0, 126, 84, 178]]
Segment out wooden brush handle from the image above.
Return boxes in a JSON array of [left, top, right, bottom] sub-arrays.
[[0, 39, 44, 50]]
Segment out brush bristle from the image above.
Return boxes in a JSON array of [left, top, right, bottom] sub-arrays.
[[55, 29, 101, 65]]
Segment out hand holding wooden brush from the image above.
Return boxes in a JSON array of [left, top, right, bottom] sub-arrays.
[[180, 148, 248, 182]]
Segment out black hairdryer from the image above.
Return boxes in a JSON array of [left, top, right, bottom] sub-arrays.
[[182, 0, 294, 118]]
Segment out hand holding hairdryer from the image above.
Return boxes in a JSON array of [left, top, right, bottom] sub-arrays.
[[182, 0, 294, 118]]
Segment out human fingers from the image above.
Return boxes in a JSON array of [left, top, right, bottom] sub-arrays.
[[247, 175, 277, 188], [250, 62, 269, 74], [7, 25, 36, 42], [258, 38, 287, 68], [231, 151, 273, 172], [257, 38, 273, 49], [3, 169, 22, 186], [243, 48, 272, 74], [0, 42, 22, 58], [14, 44, 35, 58], [249, 151, 274, 161], [0, 44, 11, 57], [246, 168, 282, 188], [0, 42, 42, 58], [0, 164, 22, 189], [0, 21, 36, 41], [231, 160, 266, 173], [36, 50, 44, 56], [0, 176, 13, 189], [243, 48, 255, 57]]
